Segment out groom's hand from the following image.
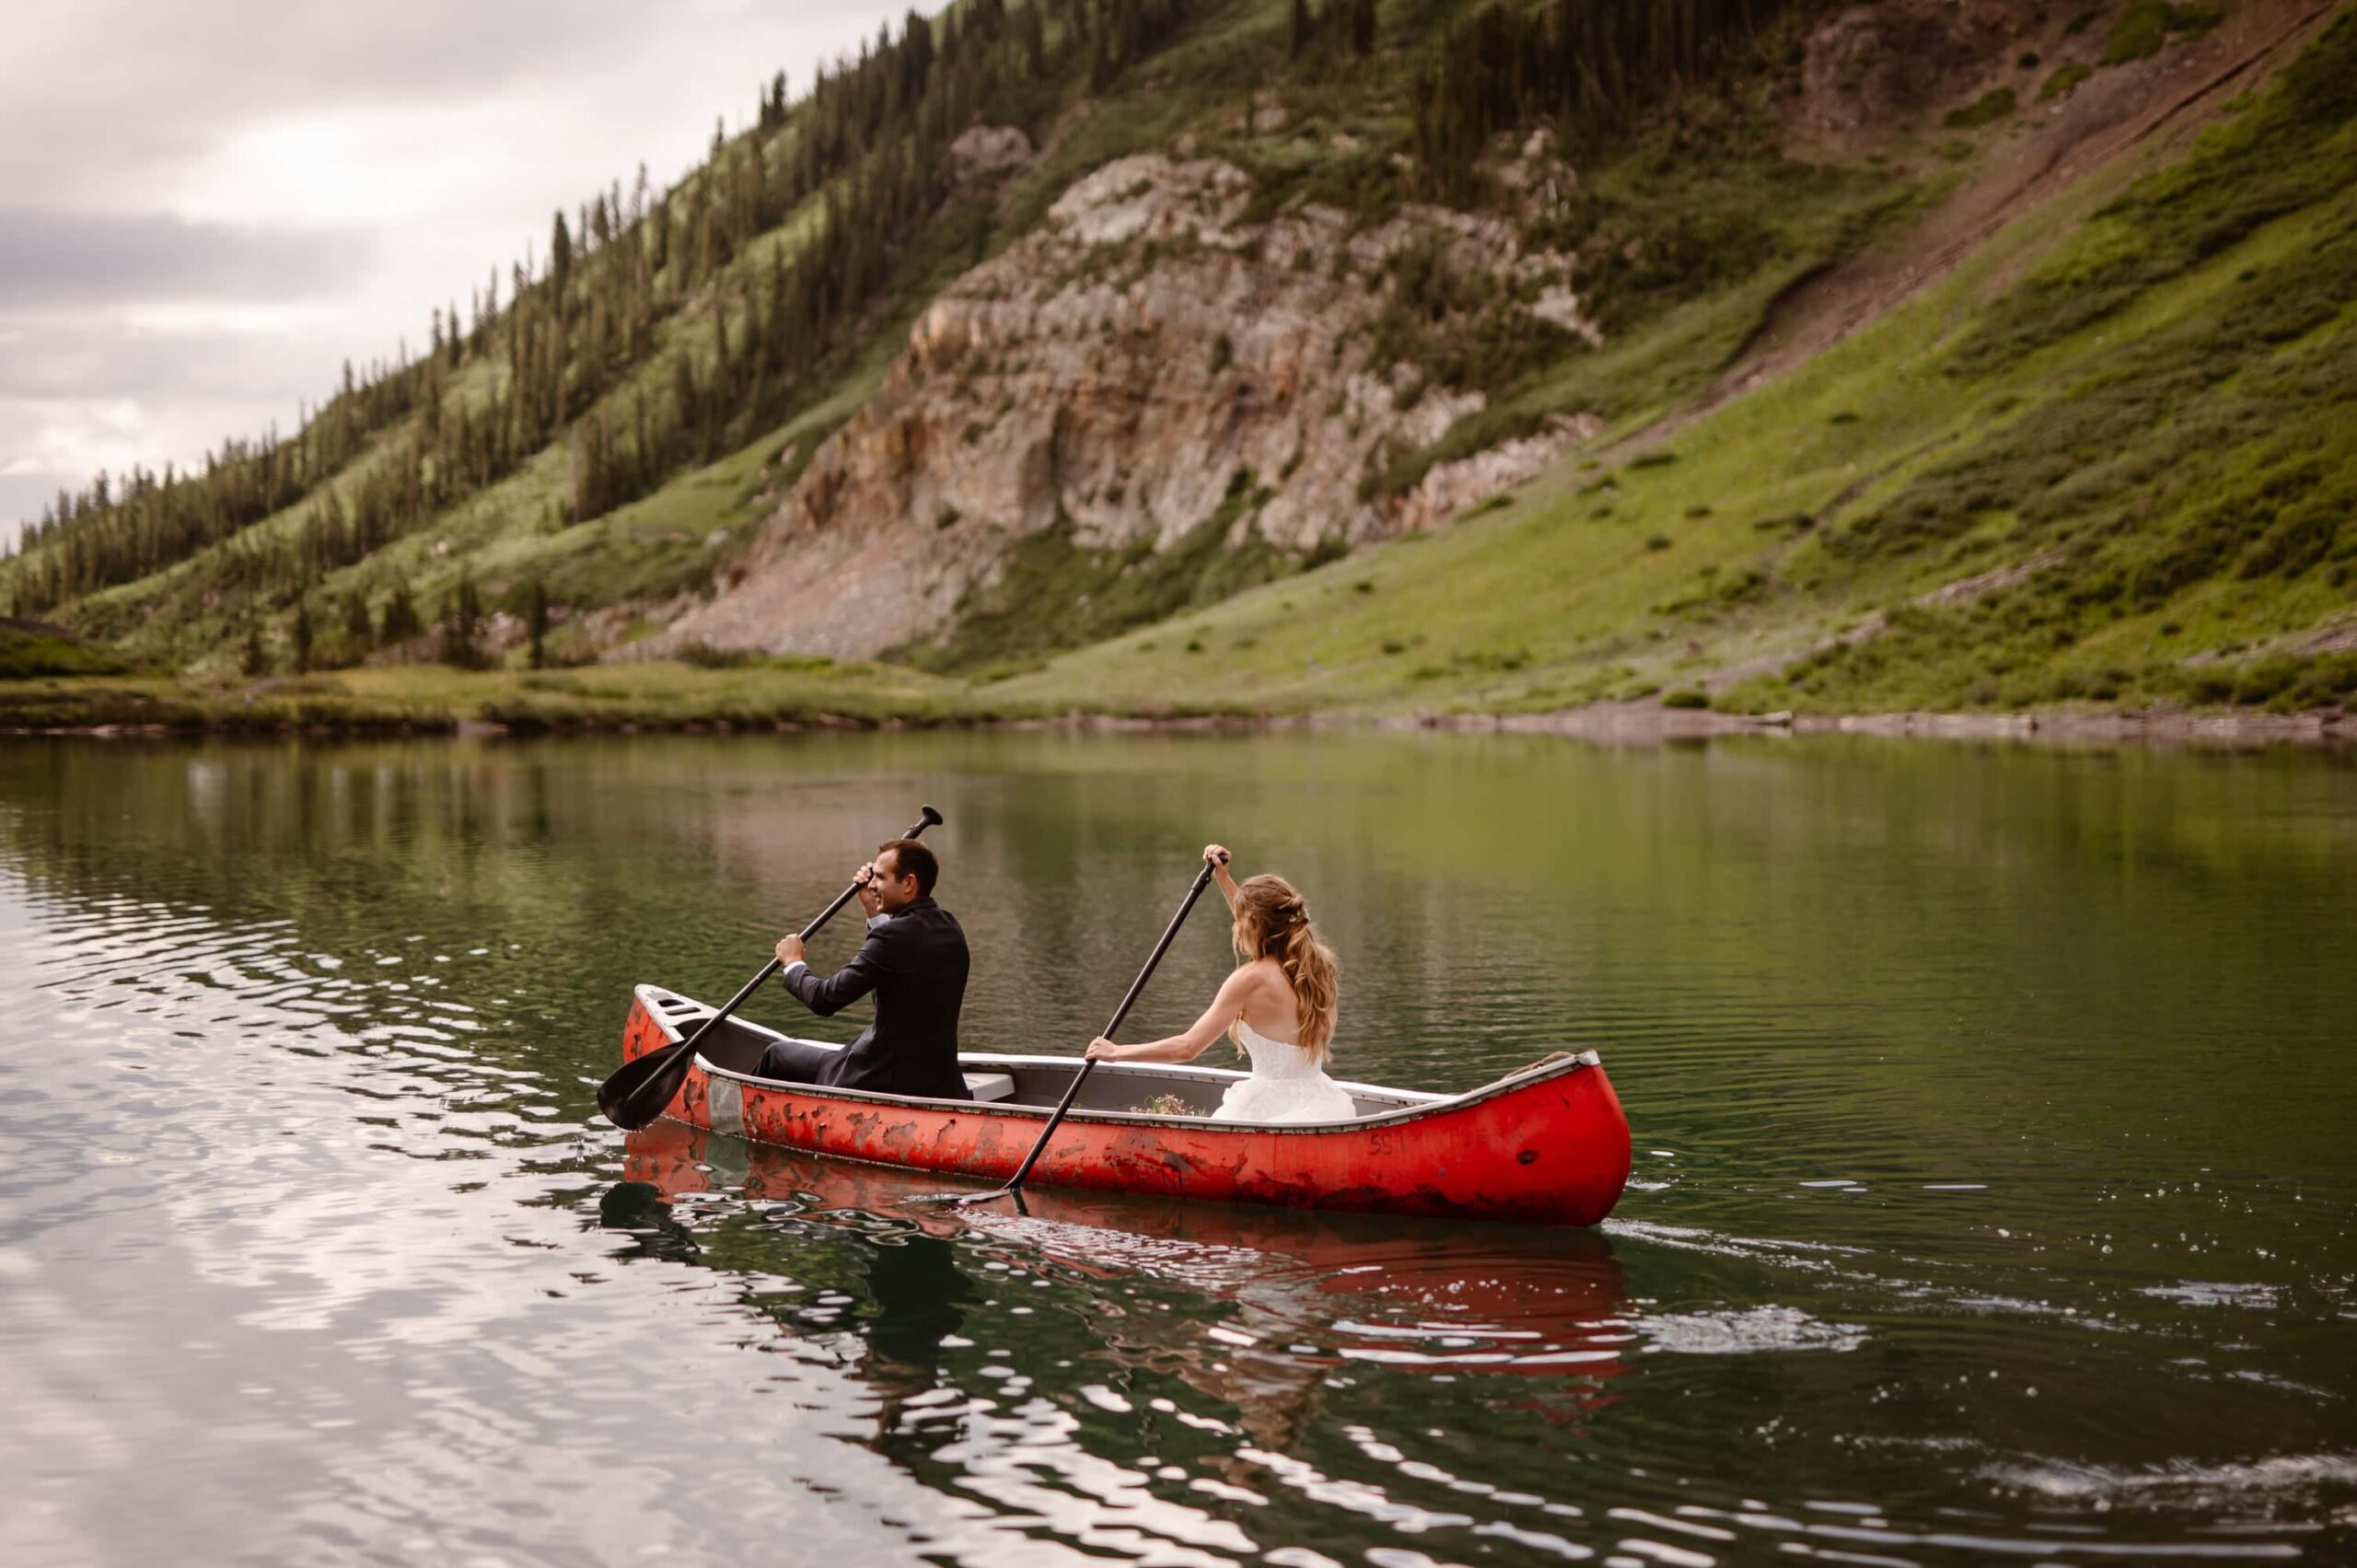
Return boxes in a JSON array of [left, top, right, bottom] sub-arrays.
[[775, 935, 806, 968]]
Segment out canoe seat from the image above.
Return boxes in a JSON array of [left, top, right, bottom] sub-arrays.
[[963, 1072, 1016, 1103]]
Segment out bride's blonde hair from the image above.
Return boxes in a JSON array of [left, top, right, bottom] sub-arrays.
[[1230, 874, 1339, 1060]]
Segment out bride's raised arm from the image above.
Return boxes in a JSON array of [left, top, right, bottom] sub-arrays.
[[1204, 842, 1240, 913], [1085, 966, 1249, 1063]]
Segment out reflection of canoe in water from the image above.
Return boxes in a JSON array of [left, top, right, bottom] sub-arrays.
[[622, 984, 1631, 1225], [622, 1115, 1633, 1387]]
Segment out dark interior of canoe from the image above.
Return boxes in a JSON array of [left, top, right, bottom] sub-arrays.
[[655, 1003, 1432, 1121]]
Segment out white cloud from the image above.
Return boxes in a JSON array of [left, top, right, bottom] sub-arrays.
[[3, 400, 152, 476]]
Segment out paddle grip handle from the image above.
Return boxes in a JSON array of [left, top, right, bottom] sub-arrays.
[[1100, 854, 1223, 1040], [1000, 854, 1223, 1196], [794, 807, 942, 942]]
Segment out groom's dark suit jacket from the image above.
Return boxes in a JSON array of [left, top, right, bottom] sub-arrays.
[[776, 895, 971, 1099]]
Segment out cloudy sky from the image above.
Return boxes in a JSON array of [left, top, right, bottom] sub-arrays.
[[0, 0, 911, 548]]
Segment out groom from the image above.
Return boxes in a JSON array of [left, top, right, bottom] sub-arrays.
[[758, 838, 973, 1100]]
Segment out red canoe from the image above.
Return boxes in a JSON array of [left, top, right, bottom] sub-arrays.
[[620, 984, 1632, 1225]]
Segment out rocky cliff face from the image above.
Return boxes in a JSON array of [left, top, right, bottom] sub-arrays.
[[1795, 0, 2074, 139], [656, 150, 1600, 661]]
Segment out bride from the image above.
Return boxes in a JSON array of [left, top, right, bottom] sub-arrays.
[[1085, 844, 1358, 1122]]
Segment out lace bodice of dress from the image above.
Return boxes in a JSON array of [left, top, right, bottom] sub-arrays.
[[1233, 1020, 1329, 1078], [1216, 1019, 1358, 1123]]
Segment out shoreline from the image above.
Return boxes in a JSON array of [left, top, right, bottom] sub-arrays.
[[1, 679, 2346, 749], [1449, 701, 2353, 748]]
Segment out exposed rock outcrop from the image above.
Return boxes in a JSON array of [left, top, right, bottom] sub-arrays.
[[949, 124, 1033, 177], [1797, 0, 2057, 136], [657, 153, 1600, 660]]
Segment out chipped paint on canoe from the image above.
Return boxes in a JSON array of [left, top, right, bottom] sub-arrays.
[[707, 1074, 744, 1138], [619, 988, 1631, 1225]]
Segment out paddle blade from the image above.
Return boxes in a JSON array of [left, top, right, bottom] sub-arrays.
[[598, 1042, 691, 1131]]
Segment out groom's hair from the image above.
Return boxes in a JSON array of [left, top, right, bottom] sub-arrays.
[[878, 838, 939, 895]]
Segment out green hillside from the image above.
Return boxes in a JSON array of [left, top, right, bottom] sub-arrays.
[[4, 0, 2353, 730], [1001, 6, 2357, 718]]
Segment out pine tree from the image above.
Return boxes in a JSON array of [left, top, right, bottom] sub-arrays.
[[551, 210, 575, 302], [901, 7, 935, 104], [439, 574, 483, 668], [1291, 0, 1311, 58], [1018, 2, 1046, 75], [241, 621, 268, 678], [528, 578, 550, 670], [382, 583, 421, 646], [293, 599, 313, 673]]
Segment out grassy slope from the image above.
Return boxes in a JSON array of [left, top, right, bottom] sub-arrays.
[[0, 623, 127, 679], [992, 15, 2357, 718], [62, 350, 517, 668], [0, 661, 967, 733]]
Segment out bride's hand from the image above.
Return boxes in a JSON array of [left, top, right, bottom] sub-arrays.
[[1084, 1036, 1120, 1061], [1203, 843, 1230, 868]]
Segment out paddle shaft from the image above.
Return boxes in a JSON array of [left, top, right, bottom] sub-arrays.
[[598, 805, 941, 1129], [985, 854, 1225, 1202]]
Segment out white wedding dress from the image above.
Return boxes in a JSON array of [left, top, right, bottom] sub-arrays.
[[1213, 1020, 1360, 1123]]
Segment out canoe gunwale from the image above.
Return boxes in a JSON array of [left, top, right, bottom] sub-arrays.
[[634, 982, 1604, 1135]]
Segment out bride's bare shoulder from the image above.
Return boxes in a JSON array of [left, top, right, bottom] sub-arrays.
[[1230, 958, 1297, 1025]]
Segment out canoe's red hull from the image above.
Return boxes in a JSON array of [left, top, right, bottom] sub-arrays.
[[621, 992, 1631, 1225]]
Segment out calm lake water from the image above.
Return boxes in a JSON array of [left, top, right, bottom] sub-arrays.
[[3, 730, 2353, 1565]]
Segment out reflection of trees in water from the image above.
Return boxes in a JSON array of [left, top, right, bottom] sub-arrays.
[[0, 741, 689, 1125], [613, 1118, 1633, 1536]]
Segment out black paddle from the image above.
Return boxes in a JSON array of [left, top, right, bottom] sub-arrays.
[[598, 805, 944, 1132], [935, 849, 1226, 1207]]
